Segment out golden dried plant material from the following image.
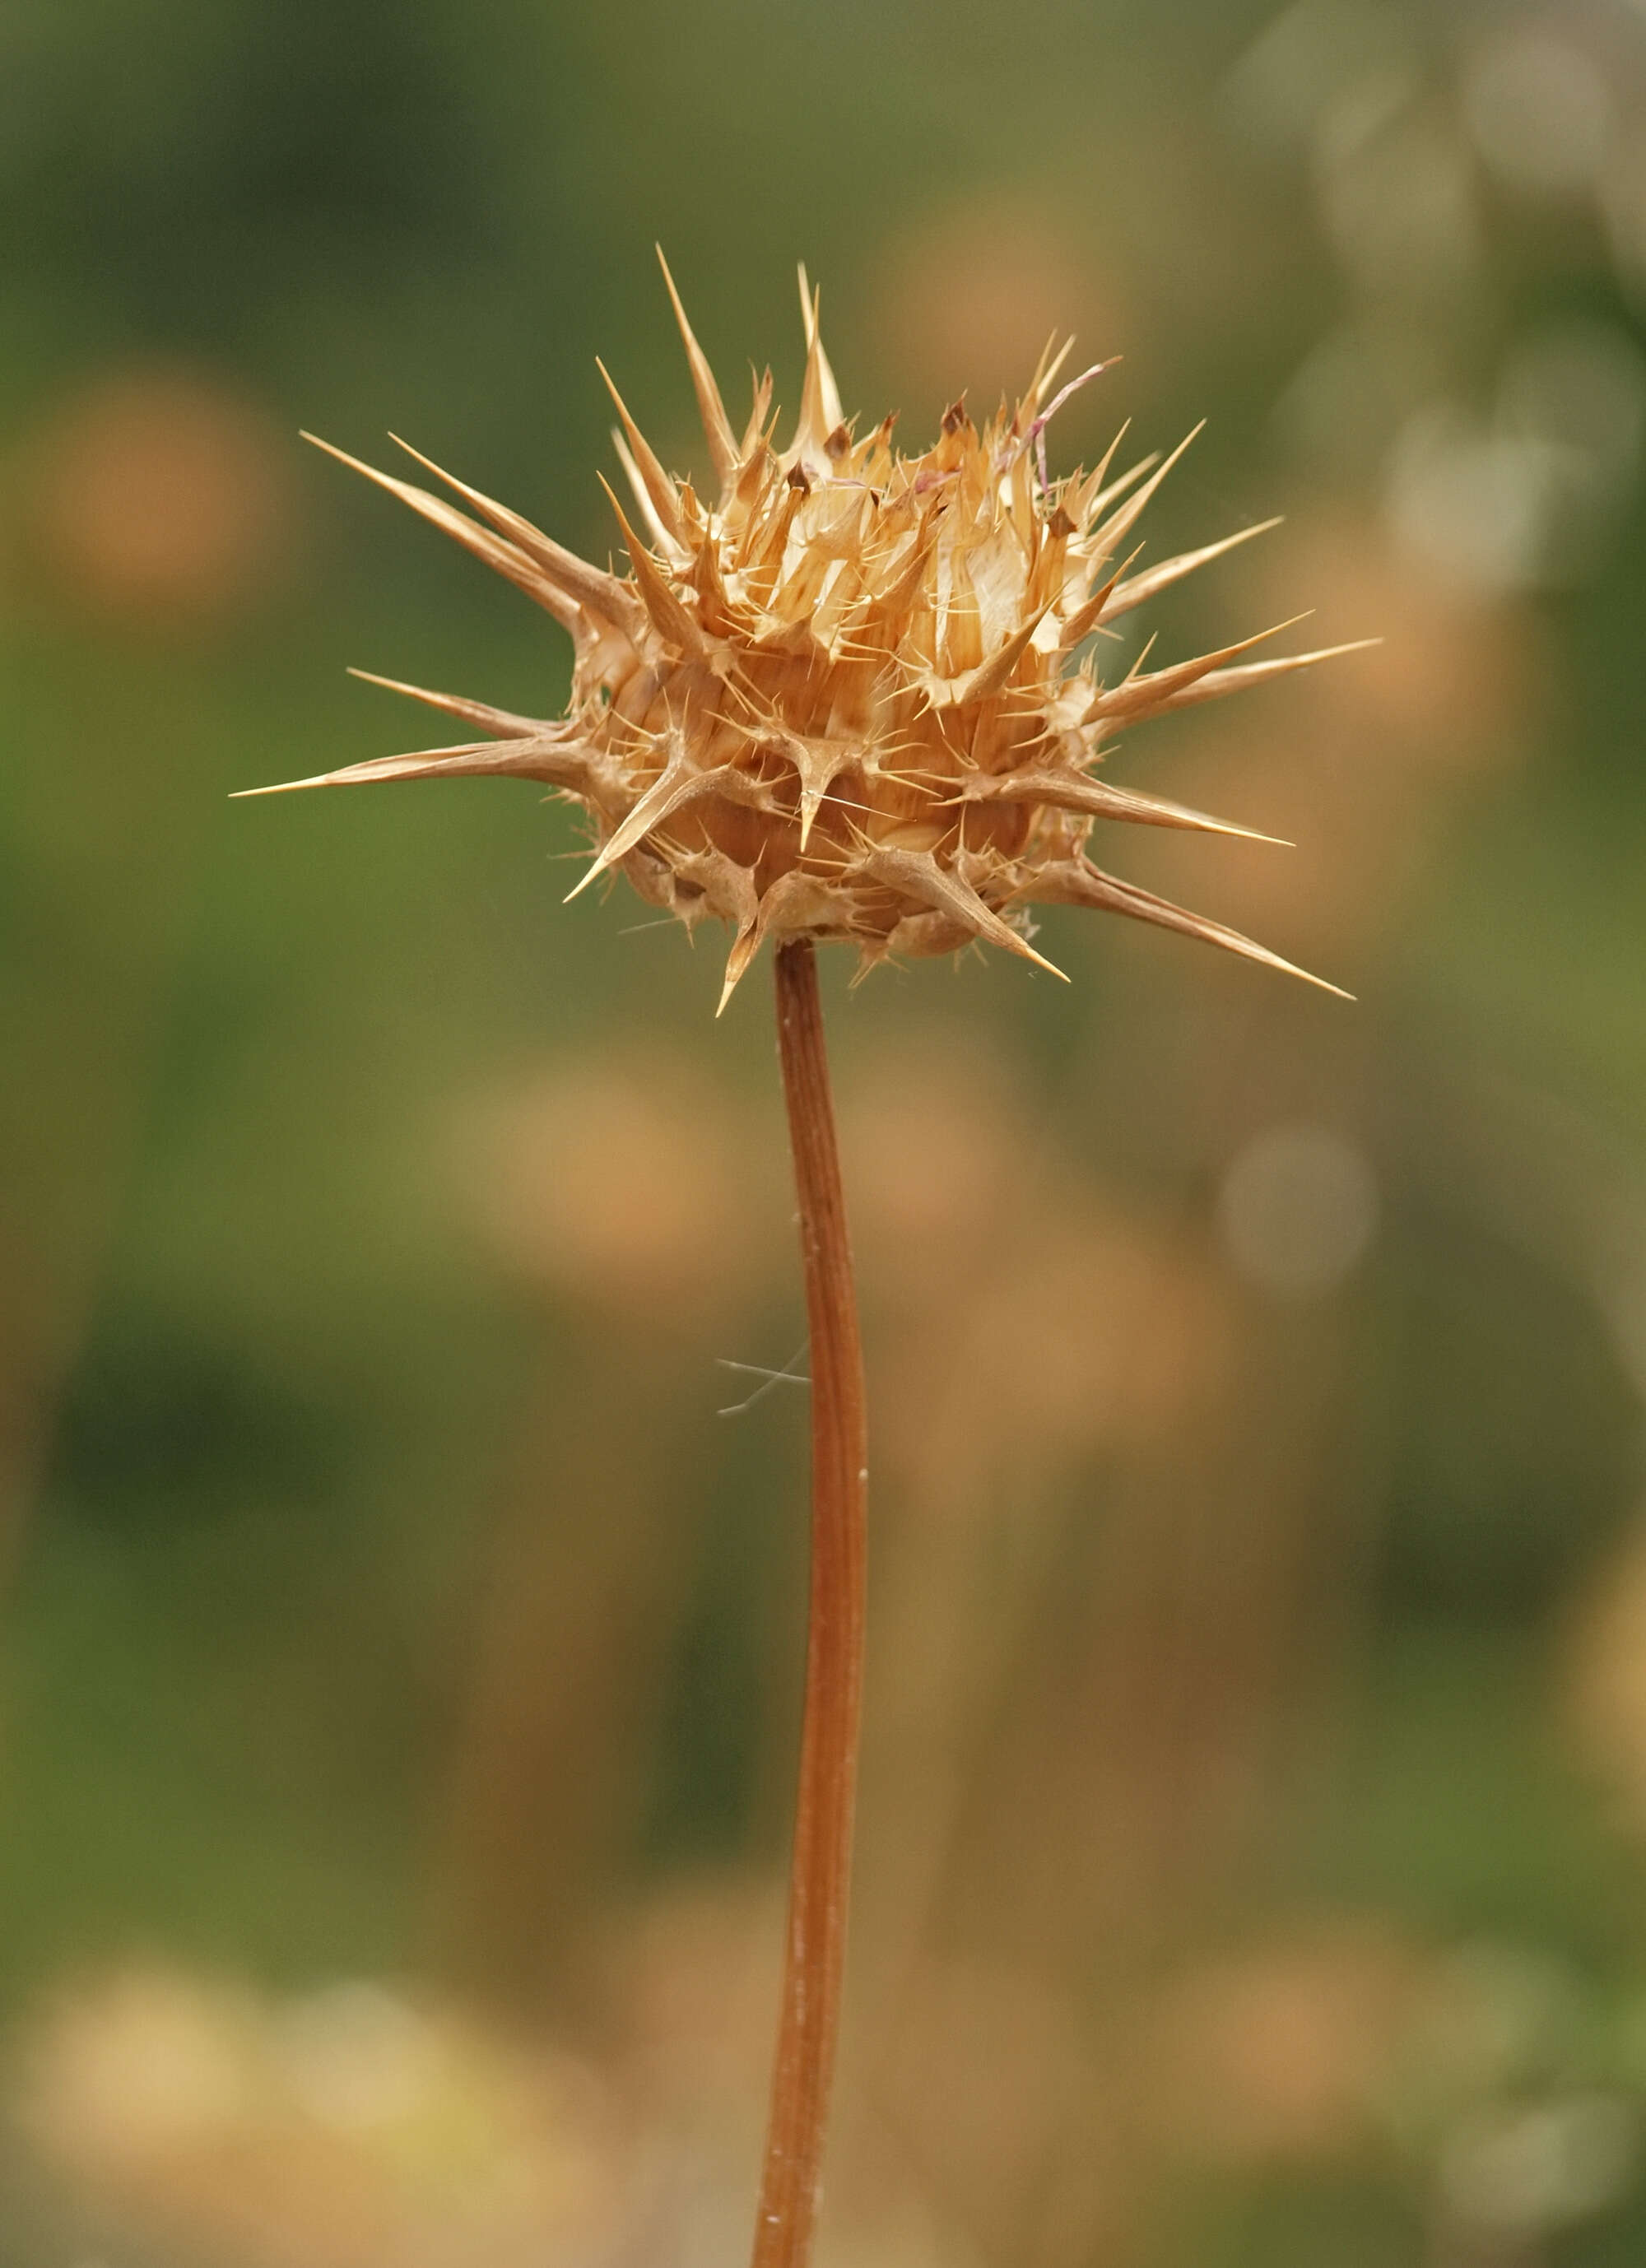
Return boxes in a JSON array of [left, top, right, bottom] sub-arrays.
[[244, 255, 1362, 1006]]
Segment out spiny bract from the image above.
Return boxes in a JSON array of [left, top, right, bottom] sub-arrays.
[[249, 253, 1363, 1010]]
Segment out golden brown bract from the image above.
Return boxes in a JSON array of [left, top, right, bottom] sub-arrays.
[[247, 253, 1365, 1009]]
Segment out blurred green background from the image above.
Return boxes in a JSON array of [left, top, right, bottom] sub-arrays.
[[6, 0, 1646, 2261]]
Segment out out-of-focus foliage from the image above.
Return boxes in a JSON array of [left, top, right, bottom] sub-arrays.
[[4, 1, 1646, 2262]]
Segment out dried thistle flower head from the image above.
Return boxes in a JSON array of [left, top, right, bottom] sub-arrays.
[[253, 253, 1365, 1009]]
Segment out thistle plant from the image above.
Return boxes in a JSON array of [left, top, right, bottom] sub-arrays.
[[244, 252, 1356, 2268]]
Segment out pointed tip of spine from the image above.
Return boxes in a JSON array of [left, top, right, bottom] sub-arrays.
[[866, 844, 1069, 981], [791, 273, 844, 458], [960, 605, 1050, 704], [1097, 515, 1286, 625], [717, 910, 768, 1013], [342, 666, 550, 741], [309, 427, 627, 635], [563, 856, 607, 904], [300, 430, 372, 480], [716, 955, 746, 1016], [230, 764, 368, 798], [596, 356, 685, 546], [1086, 421, 1205, 556], [596, 472, 707, 654], [655, 246, 739, 491], [1162, 634, 1384, 715], [1059, 859, 1354, 998]]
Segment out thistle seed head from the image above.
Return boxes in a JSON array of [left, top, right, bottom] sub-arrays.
[[249, 253, 1366, 1009]]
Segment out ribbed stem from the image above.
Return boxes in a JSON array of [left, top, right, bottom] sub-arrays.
[[752, 940, 869, 2268]]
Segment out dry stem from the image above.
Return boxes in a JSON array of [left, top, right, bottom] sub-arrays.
[[753, 940, 869, 2268]]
